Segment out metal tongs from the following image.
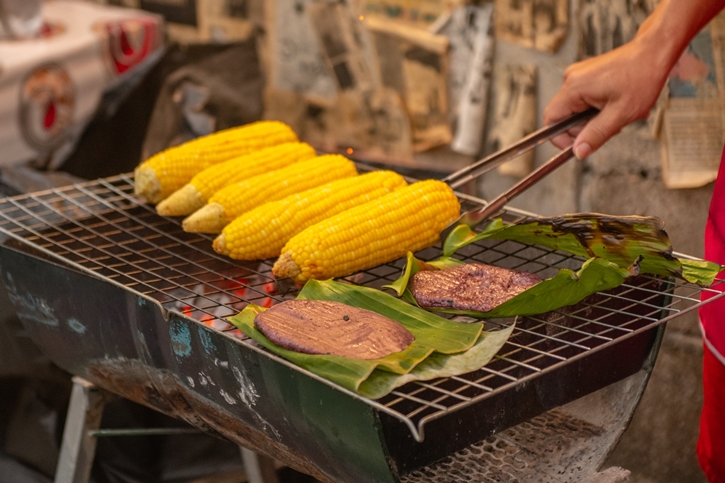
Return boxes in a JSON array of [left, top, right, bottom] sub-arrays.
[[439, 108, 599, 242]]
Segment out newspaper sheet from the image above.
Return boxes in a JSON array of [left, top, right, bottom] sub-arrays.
[[487, 64, 538, 178], [494, 0, 568, 53], [660, 26, 723, 189], [435, 4, 494, 156], [661, 99, 722, 189], [366, 16, 451, 151], [134, 0, 261, 42], [265, 84, 415, 161], [307, 2, 379, 94], [265, 0, 341, 102], [196, 0, 262, 42], [577, 0, 656, 59], [361, 0, 463, 28], [264, 0, 418, 160]]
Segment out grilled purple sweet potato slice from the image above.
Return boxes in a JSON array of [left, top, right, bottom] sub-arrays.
[[410, 263, 542, 313], [254, 300, 414, 360]]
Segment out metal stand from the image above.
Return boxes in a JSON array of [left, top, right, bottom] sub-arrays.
[[241, 447, 280, 483], [54, 378, 104, 483], [54, 376, 279, 483]]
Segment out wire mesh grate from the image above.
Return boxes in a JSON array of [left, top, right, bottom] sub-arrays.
[[0, 172, 723, 441]]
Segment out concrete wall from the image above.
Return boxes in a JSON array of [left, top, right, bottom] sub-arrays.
[[481, 2, 714, 481]]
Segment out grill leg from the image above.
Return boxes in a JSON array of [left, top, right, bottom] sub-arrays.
[[240, 446, 280, 483], [53, 377, 281, 483], [54, 377, 105, 483]]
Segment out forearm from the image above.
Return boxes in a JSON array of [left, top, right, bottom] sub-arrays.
[[637, 0, 725, 77]]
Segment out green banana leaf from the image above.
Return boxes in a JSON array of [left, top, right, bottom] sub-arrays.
[[386, 213, 722, 318], [386, 252, 634, 318], [297, 279, 479, 354], [442, 214, 721, 285], [228, 280, 514, 399], [680, 258, 723, 285], [358, 322, 514, 398]]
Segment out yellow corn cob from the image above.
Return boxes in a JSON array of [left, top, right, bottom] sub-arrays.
[[273, 180, 460, 284], [156, 142, 316, 216], [182, 154, 358, 233], [214, 171, 408, 260], [134, 120, 297, 203]]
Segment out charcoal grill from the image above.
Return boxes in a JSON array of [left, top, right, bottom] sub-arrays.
[[0, 172, 722, 483]]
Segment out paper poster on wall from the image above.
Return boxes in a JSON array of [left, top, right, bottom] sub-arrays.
[[487, 64, 538, 178], [264, 0, 424, 163], [366, 17, 451, 152], [577, 0, 656, 59], [265, 86, 415, 163], [494, 0, 568, 54], [361, 0, 463, 27], [307, 2, 379, 94], [266, 0, 341, 102], [660, 24, 723, 189], [435, 4, 494, 156]]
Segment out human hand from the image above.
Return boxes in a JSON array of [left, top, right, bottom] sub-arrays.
[[543, 36, 671, 159]]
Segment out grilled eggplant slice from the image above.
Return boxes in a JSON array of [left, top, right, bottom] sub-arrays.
[[254, 300, 414, 360], [410, 263, 542, 313]]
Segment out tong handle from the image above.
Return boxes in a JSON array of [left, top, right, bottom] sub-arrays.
[[474, 146, 575, 221], [443, 108, 599, 189], [438, 145, 578, 242]]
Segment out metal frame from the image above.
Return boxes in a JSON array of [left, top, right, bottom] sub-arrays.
[[54, 377, 104, 483], [54, 377, 279, 483], [0, 173, 723, 445]]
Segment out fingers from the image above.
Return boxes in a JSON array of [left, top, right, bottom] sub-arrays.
[[544, 92, 593, 150], [550, 133, 573, 150], [549, 126, 582, 149], [543, 64, 597, 126], [572, 106, 625, 159], [543, 68, 600, 152], [543, 89, 590, 126]]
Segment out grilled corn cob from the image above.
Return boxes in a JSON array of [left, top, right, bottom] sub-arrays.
[[273, 180, 460, 284], [156, 142, 316, 216], [135, 120, 297, 203], [183, 154, 358, 233], [214, 170, 408, 260]]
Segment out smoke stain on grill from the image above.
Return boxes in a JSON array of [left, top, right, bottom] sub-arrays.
[[219, 389, 238, 405], [198, 326, 216, 355], [86, 358, 330, 482], [170, 322, 192, 357], [66, 317, 87, 334], [232, 365, 259, 408], [3, 270, 60, 327]]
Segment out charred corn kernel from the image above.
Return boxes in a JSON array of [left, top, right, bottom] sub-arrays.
[[134, 120, 297, 203], [214, 171, 408, 260], [273, 180, 460, 284], [183, 154, 358, 233], [156, 142, 316, 216]]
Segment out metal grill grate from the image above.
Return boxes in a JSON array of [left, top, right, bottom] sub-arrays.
[[0, 172, 723, 442]]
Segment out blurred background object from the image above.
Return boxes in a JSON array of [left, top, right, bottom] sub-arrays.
[[0, 0, 44, 39]]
